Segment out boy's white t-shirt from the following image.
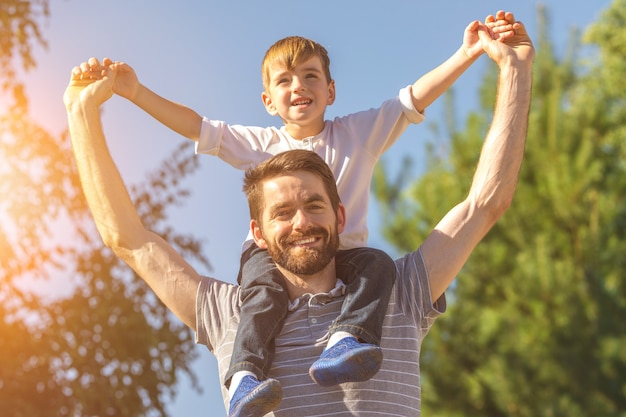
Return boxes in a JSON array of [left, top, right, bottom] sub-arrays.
[[195, 85, 424, 249]]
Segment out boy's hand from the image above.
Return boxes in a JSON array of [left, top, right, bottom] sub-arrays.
[[462, 20, 486, 60], [102, 58, 141, 101]]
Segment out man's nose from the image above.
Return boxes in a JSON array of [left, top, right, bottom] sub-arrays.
[[292, 209, 310, 228]]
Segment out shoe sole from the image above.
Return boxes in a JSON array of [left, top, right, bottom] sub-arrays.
[[309, 346, 383, 387], [230, 379, 282, 417]]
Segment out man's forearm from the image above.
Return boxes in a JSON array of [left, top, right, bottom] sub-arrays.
[[467, 61, 532, 215], [421, 60, 532, 301], [66, 92, 201, 329], [67, 99, 145, 248]]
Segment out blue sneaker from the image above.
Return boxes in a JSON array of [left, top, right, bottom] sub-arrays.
[[309, 336, 383, 386], [228, 375, 282, 417]]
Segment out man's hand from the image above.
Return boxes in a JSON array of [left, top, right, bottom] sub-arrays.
[[462, 10, 522, 61], [63, 57, 116, 111], [479, 11, 535, 68], [485, 10, 518, 42]]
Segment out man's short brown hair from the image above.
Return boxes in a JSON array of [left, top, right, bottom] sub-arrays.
[[243, 150, 340, 222]]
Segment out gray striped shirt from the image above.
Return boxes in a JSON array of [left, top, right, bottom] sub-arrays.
[[196, 248, 446, 416]]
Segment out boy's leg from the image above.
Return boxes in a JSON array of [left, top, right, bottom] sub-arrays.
[[226, 244, 288, 417], [331, 247, 396, 344], [309, 247, 396, 386]]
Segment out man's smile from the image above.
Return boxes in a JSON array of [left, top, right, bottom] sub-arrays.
[[291, 236, 318, 246]]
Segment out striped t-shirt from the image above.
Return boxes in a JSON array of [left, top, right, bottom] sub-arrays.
[[196, 247, 446, 416]]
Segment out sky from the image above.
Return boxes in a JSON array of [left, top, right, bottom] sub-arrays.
[[18, 0, 612, 415]]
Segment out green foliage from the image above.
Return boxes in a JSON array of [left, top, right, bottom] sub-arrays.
[[375, 2, 626, 416], [0, 2, 210, 415], [0, 130, 208, 417], [0, 0, 48, 103]]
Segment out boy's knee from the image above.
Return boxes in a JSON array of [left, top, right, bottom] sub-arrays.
[[368, 248, 396, 270]]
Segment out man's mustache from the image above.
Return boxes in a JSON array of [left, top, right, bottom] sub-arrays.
[[281, 228, 328, 245]]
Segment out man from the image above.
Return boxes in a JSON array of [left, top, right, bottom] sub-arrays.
[[64, 11, 534, 417]]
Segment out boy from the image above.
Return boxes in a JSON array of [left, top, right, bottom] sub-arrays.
[[91, 17, 503, 417]]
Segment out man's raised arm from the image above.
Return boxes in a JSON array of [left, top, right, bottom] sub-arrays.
[[64, 61, 201, 329], [422, 13, 535, 300]]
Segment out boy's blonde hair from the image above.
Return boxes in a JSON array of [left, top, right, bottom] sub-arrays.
[[261, 36, 332, 91]]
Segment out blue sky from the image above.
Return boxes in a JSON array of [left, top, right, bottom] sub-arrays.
[[22, 0, 612, 415]]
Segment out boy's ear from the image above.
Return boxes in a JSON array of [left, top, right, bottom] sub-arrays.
[[327, 80, 336, 105], [262, 92, 278, 116]]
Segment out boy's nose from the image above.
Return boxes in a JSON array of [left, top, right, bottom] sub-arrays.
[[292, 77, 305, 92]]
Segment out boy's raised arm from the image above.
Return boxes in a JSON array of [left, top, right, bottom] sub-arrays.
[[64, 63, 201, 330], [409, 11, 517, 113], [409, 19, 483, 113], [100, 57, 204, 141]]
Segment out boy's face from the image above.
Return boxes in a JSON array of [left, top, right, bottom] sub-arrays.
[[262, 56, 335, 139]]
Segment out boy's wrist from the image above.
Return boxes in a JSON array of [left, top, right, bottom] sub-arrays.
[[460, 45, 482, 62], [129, 83, 145, 103]]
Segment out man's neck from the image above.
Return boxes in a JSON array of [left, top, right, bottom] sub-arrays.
[[278, 259, 338, 301]]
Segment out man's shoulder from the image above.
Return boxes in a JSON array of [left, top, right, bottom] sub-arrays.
[[197, 276, 241, 317], [195, 276, 241, 349], [199, 275, 239, 299], [391, 248, 446, 319], [393, 248, 426, 274]]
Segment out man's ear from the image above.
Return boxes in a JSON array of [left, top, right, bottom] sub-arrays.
[[251, 219, 268, 249], [262, 92, 278, 116], [336, 203, 346, 234]]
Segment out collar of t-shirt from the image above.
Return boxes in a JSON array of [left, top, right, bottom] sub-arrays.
[[288, 279, 346, 311]]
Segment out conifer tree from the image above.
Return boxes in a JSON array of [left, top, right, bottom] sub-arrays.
[[374, 3, 625, 415]]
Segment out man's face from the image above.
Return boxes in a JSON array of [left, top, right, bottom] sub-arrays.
[[252, 170, 345, 276]]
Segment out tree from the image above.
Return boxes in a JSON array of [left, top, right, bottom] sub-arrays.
[[0, 0, 48, 93], [1, 2, 210, 415], [373, 2, 626, 416]]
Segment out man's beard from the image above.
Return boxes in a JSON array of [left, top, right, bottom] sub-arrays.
[[265, 225, 339, 275]]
